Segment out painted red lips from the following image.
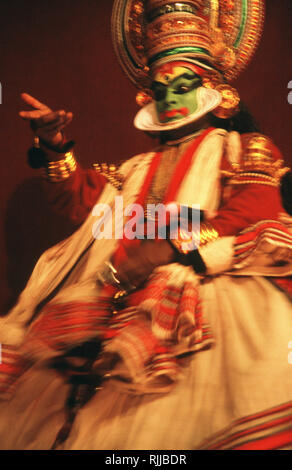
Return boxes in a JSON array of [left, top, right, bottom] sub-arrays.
[[159, 107, 189, 121]]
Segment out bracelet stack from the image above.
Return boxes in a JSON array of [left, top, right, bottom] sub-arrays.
[[170, 221, 219, 255], [42, 151, 77, 182], [168, 222, 219, 274]]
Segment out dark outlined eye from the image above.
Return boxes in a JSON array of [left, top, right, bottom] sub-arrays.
[[174, 79, 201, 95], [175, 85, 191, 94]]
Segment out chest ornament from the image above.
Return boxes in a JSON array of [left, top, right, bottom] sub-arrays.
[[93, 163, 125, 191]]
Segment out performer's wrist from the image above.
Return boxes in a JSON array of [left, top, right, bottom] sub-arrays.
[[167, 220, 218, 273], [166, 238, 207, 274], [38, 134, 75, 160], [27, 135, 77, 181]]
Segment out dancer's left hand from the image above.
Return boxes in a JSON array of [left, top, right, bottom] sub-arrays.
[[115, 240, 176, 289]]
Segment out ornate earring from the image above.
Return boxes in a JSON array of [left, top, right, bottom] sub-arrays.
[[212, 84, 240, 119], [202, 71, 240, 119], [136, 89, 153, 107]]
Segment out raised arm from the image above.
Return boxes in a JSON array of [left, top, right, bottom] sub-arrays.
[[19, 93, 106, 225]]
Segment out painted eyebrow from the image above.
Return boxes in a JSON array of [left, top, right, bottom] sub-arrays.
[[171, 74, 202, 87], [173, 73, 198, 81], [151, 73, 200, 89]]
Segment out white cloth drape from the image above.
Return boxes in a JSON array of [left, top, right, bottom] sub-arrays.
[[0, 276, 291, 450]]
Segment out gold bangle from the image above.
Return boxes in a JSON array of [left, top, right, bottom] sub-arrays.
[[199, 222, 219, 247], [42, 151, 77, 182], [170, 222, 219, 254]]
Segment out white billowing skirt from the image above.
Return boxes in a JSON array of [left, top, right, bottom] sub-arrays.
[[0, 275, 291, 450]]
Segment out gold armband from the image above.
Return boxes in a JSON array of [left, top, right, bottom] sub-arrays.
[[227, 172, 284, 188], [42, 151, 77, 182], [221, 134, 290, 187], [199, 222, 220, 247]]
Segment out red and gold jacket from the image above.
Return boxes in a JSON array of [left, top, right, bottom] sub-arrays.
[[43, 130, 292, 296]]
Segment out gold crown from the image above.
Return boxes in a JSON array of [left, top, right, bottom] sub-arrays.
[[112, 0, 265, 88], [145, 0, 213, 67]]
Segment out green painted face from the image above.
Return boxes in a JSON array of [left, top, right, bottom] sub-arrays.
[[152, 67, 201, 123]]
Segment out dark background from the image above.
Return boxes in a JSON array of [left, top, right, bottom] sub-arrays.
[[0, 0, 291, 313]]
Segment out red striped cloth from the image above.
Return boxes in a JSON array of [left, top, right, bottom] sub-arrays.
[[103, 271, 213, 390], [269, 277, 292, 300], [0, 346, 30, 400], [234, 220, 292, 264], [0, 269, 213, 397], [200, 401, 292, 450]]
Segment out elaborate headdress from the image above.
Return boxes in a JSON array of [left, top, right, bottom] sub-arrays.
[[112, 0, 265, 130]]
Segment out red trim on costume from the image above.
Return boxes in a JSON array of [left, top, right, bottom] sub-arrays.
[[235, 221, 292, 248], [24, 300, 114, 352], [233, 221, 292, 269], [271, 277, 292, 299], [201, 401, 292, 450], [113, 151, 163, 265], [211, 415, 292, 450], [115, 127, 214, 265], [164, 127, 215, 202], [0, 346, 30, 399], [235, 428, 292, 450]]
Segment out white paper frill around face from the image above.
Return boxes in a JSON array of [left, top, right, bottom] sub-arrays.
[[134, 87, 222, 132]]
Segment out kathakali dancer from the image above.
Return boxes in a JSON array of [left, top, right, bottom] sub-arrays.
[[0, 0, 292, 450]]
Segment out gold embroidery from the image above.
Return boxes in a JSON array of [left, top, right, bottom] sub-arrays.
[[222, 134, 290, 186], [93, 163, 125, 191]]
